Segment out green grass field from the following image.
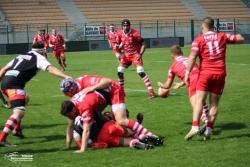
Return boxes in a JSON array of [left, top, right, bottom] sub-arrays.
[[0, 44, 250, 167]]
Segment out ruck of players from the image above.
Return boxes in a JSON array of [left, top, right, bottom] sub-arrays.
[[0, 17, 245, 153]]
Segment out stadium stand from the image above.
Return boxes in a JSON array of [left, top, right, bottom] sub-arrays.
[[73, 0, 198, 24], [197, 0, 250, 19], [0, 0, 70, 25]]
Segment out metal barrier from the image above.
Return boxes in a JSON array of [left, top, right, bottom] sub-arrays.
[[0, 18, 249, 44]]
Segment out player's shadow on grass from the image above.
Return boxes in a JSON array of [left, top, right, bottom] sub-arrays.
[[20, 134, 65, 145], [213, 122, 247, 135], [22, 123, 65, 129]]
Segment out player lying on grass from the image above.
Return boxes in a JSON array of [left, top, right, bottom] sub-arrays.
[[0, 42, 71, 147], [60, 75, 164, 153], [157, 45, 209, 124], [73, 110, 159, 150], [60, 90, 163, 153]]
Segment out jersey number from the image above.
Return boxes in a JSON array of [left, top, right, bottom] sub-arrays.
[[13, 58, 24, 69], [207, 41, 220, 58]]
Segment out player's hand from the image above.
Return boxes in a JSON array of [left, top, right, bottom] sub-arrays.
[[173, 82, 184, 89], [73, 149, 85, 153], [135, 54, 142, 61], [157, 82, 164, 88], [81, 86, 95, 94]]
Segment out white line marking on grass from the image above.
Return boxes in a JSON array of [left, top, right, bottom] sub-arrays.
[[51, 88, 185, 98], [51, 95, 64, 98], [31, 79, 39, 81]]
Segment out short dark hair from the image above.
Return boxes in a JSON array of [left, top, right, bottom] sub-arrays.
[[170, 45, 183, 55], [60, 101, 75, 116], [202, 17, 214, 30], [32, 42, 44, 49]]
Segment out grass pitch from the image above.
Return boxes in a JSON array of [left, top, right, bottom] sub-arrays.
[[0, 44, 250, 167]]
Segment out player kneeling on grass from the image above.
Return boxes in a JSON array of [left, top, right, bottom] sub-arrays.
[[60, 90, 163, 153], [0, 42, 70, 147], [73, 110, 155, 150], [157, 45, 209, 128]]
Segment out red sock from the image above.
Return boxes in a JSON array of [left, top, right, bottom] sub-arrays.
[[14, 121, 21, 130], [127, 120, 152, 139], [207, 122, 213, 129], [192, 121, 199, 127], [0, 115, 19, 142], [141, 75, 155, 95], [76, 140, 81, 149]]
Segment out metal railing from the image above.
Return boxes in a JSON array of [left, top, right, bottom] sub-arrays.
[[0, 18, 249, 44]]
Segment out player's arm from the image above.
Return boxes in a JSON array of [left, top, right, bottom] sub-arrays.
[[48, 38, 54, 48], [32, 37, 36, 44], [139, 37, 146, 56], [173, 81, 185, 89], [235, 34, 244, 43], [158, 77, 174, 90], [46, 65, 70, 79], [0, 60, 13, 81], [74, 121, 92, 153], [80, 78, 112, 94], [184, 52, 198, 86], [65, 118, 74, 149]]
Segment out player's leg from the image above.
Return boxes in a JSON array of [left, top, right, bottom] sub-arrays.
[[60, 50, 67, 68], [0, 98, 26, 146], [134, 57, 156, 98], [185, 90, 208, 140], [117, 65, 126, 86], [203, 93, 220, 139]]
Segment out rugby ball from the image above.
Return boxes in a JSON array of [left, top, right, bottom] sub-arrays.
[[158, 87, 169, 98]]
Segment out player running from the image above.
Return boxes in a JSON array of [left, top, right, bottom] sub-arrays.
[[33, 29, 49, 58], [184, 17, 244, 140], [107, 24, 121, 61], [116, 19, 156, 98], [0, 42, 71, 147], [157, 45, 209, 123], [49, 29, 67, 71]]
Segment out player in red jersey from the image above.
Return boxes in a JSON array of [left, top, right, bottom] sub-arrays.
[[184, 17, 244, 140], [72, 113, 154, 150], [60, 76, 163, 153], [60, 91, 161, 153], [33, 29, 49, 58], [157, 45, 209, 122], [116, 19, 156, 98], [107, 24, 122, 60], [49, 29, 67, 71]]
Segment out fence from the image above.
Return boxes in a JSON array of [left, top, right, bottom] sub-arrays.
[[0, 18, 249, 44]]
